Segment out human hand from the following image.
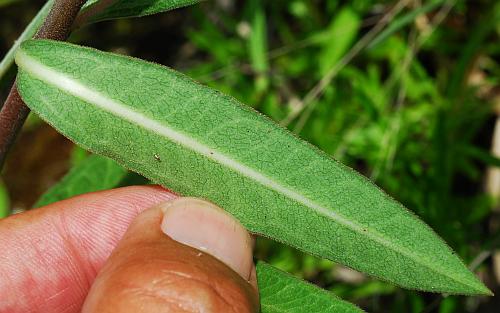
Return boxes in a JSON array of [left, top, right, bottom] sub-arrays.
[[0, 185, 259, 312]]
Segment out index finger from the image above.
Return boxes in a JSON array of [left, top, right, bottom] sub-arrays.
[[0, 185, 175, 313]]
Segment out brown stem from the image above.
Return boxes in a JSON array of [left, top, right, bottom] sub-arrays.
[[0, 0, 87, 168]]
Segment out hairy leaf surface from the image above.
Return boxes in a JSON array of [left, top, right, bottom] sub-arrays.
[[34, 154, 127, 208], [15, 40, 490, 295], [257, 262, 364, 313]]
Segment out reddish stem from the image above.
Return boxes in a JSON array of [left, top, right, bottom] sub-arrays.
[[0, 0, 87, 168]]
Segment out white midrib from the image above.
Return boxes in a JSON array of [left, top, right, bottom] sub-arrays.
[[16, 49, 474, 290]]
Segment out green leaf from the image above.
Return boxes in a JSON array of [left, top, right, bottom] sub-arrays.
[[0, 179, 9, 218], [459, 145, 500, 168], [246, 0, 269, 92], [15, 39, 490, 295], [34, 154, 127, 208], [247, 0, 269, 74], [318, 7, 360, 76], [257, 262, 364, 313], [77, 0, 202, 25]]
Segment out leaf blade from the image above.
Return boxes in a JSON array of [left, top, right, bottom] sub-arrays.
[[318, 7, 360, 76], [34, 154, 128, 208], [78, 0, 202, 25], [15, 39, 490, 295], [257, 262, 364, 313], [0, 179, 9, 218]]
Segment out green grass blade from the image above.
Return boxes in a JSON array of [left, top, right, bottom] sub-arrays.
[[34, 154, 127, 208], [15, 39, 491, 295], [368, 0, 444, 49], [246, 0, 269, 92], [257, 262, 364, 313], [247, 0, 269, 74], [318, 7, 360, 76]]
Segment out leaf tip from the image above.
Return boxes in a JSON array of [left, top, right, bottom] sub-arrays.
[[472, 282, 494, 297], [453, 273, 493, 296]]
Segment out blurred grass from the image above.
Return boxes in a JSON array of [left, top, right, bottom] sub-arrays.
[[1, 0, 500, 312]]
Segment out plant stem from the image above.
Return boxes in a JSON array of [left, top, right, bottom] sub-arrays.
[[0, 0, 87, 168], [35, 0, 87, 40]]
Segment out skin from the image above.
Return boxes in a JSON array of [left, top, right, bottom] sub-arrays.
[[0, 185, 259, 313]]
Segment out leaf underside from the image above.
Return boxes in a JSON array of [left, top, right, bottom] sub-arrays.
[[257, 262, 364, 313], [15, 39, 490, 295]]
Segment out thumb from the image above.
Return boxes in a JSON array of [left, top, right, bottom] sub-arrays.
[[81, 197, 259, 313]]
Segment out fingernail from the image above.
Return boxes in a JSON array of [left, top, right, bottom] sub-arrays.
[[159, 197, 253, 280]]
